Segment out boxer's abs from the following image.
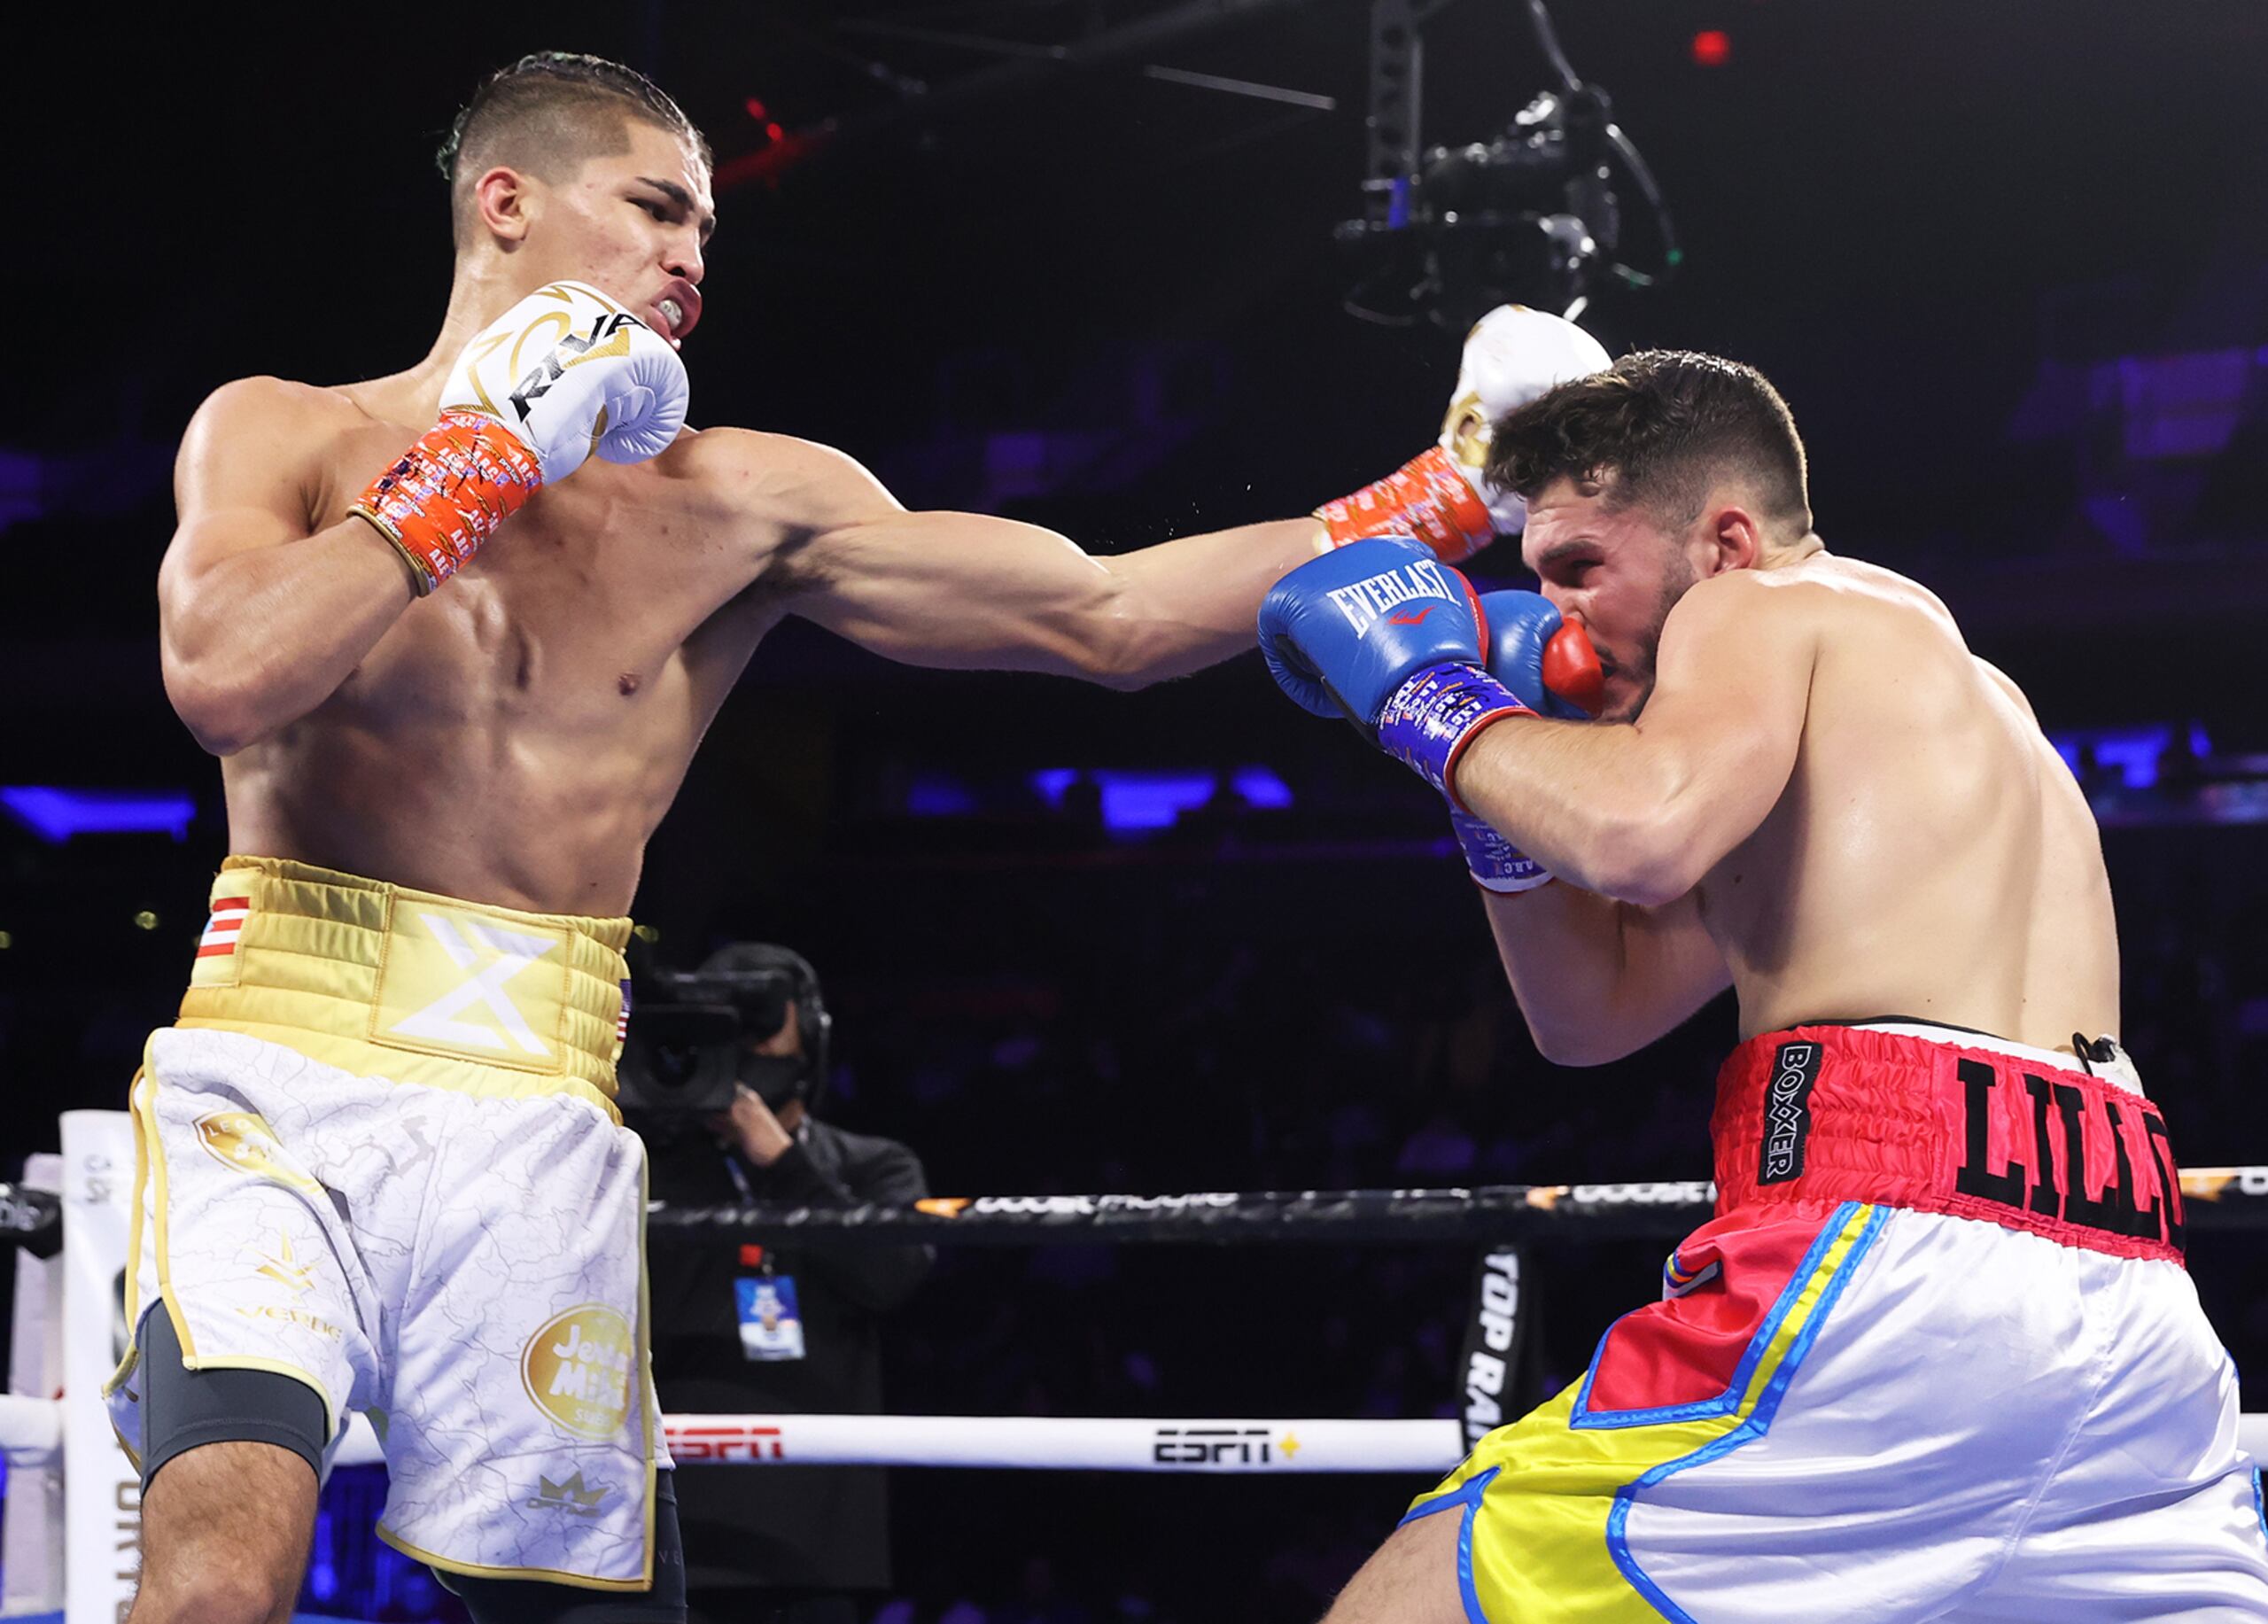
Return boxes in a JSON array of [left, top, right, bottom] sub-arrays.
[[1701, 563, 2121, 1051], [220, 703, 689, 916]]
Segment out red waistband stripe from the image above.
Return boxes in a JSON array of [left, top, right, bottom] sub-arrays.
[[1713, 1024, 2184, 1264], [196, 896, 251, 960]]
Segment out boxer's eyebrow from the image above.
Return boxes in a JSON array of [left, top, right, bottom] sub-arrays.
[[1530, 538, 1600, 574], [636, 176, 718, 241]]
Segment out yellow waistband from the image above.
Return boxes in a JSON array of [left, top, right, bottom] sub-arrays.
[[177, 856, 631, 1113]]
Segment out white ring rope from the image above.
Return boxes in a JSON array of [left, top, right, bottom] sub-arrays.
[[6, 1401, 2268, 1474], [11, 1115, 2268, 1622]]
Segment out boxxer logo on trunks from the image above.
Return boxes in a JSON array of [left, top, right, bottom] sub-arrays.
[[1759, 1042, 1823, 1185], [377, 904, 571, 1067], [522, 1306, 635, 1440], [1953, 1054, 2186, 1249], [1326, 556, 1460, 638]]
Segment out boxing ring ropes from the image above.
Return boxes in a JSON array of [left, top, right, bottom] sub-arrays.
[[4, 1113, 2268, 1619]]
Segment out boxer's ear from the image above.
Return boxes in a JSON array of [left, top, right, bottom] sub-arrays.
[[1701, 501, 1763, 576], [469, 165, 540, 245]]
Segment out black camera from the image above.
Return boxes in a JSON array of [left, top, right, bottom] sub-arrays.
[[1340, 88, 1620, 330], [616, 947, 831, 1121]]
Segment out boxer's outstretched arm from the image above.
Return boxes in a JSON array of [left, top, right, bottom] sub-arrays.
[[159, 378, 417, 755], [1452, 570, 1815, 906], [1483, 884, 1731, 1066], [745, 436, 1326, 687]]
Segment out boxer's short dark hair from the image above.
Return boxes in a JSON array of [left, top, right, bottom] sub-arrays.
[[1487, 350, 1813, 533], [438, 52, 711, 247]]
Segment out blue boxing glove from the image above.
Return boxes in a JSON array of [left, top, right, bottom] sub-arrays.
[[1449, 591, 1604, 892], [1259, 537, 1533, 799]]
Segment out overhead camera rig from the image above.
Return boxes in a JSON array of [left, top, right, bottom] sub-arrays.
[[1340, 0, 1680, 329], [727, 0, 1675, 330]]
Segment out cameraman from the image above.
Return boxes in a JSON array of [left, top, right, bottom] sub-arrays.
[[636, 944, 935, 1624]]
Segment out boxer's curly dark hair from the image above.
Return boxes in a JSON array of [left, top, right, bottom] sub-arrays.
[[1487, 351, 1813, 534], [438, 53, 712, 247]]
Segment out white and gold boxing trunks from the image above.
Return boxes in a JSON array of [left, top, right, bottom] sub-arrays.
[[103, 856, 664, 1590]]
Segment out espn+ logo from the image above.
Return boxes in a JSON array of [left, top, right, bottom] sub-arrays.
[[1152, 1426, 1290, 1466]]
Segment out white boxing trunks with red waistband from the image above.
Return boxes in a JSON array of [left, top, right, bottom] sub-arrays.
[[1404, 1021, 2268, 1622]]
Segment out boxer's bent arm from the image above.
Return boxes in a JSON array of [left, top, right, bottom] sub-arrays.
[[159, 378, 416, 756], [1452, 571, 1815, 906], [1482, 883, 1730, 1067], [745, 435, 1325, 687]]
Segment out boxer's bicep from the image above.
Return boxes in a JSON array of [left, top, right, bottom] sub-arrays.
[[159, 380, 430, 754], [1620, 575, 1816, 899], [161, 381, 330, 703]]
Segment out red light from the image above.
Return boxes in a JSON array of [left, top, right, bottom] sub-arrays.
[[765, 121, 785, 142], [1692, 29, 1731, 66], [744, 97, 768, 120]]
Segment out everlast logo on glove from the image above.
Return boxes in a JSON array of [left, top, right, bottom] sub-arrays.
[[1759, 1041, 1822, 1185], [1326, 557, 1460, 639]]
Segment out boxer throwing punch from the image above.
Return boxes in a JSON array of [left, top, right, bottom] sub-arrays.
[[119, 48, 1604, 1624], [1262, 350, 2268, 1620]]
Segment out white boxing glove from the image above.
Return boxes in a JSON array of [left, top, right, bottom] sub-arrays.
[[1437, 306, 1613, 535], [1314, 305, 1611, 562], [443, 280, 689, 484], [352, 282, 691, 594]]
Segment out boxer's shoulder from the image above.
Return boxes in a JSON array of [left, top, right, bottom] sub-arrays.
[[1663, 563, 1831, 648], [174, 377, 369, 524], [654, 425, 897, 530], [1707, 554, 1962, 654], [183, 374, 360, 454]]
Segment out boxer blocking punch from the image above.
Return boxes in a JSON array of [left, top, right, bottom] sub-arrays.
[[1267, 353, 2268, 1621], [1259, 540, 1603, 890], [123, 50, 1612, 1624]]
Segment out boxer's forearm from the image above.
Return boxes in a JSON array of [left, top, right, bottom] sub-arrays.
[[160, 517, 416, 756], [1452, 717, 1701, 906], [787, 507, 1327, 686], [1098, 517, 1330, 685], [1481, 883, 1729, 1067]]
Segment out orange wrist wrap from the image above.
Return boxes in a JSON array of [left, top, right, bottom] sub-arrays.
[[1314, 445, 1496, 563], [351, 412, 544, 595]]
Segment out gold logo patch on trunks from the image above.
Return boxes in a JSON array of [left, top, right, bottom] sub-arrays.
[[522, 1305, 635, 1440], [195, 1111, 324, 1197], [372, 900, 571, 1072]]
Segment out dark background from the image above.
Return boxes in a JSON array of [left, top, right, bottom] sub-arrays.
[[6, 3, 2268, 1618]]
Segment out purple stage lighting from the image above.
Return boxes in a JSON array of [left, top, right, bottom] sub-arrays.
[[2, 787, 196, 843]]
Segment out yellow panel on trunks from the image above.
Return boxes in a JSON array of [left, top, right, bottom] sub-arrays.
[[175, 856, 631, 1115]]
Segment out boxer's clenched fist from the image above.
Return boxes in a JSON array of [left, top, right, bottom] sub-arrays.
[[443, 281, 688, 484], [1479, 588, 1605, 724], [1451, 589, 1604, 892], [1259, 537, 1532, 798], [1437, 307, 1613, 536], [353, 282, 690, 595], [1314, 307, 1612, 562]]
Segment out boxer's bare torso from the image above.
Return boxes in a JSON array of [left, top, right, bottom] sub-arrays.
[[1690, 553, 2117, 1044], [186, 375, 797, 915], [162, 371, 1320, 920], [1464, 512, 2118, 1064]]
